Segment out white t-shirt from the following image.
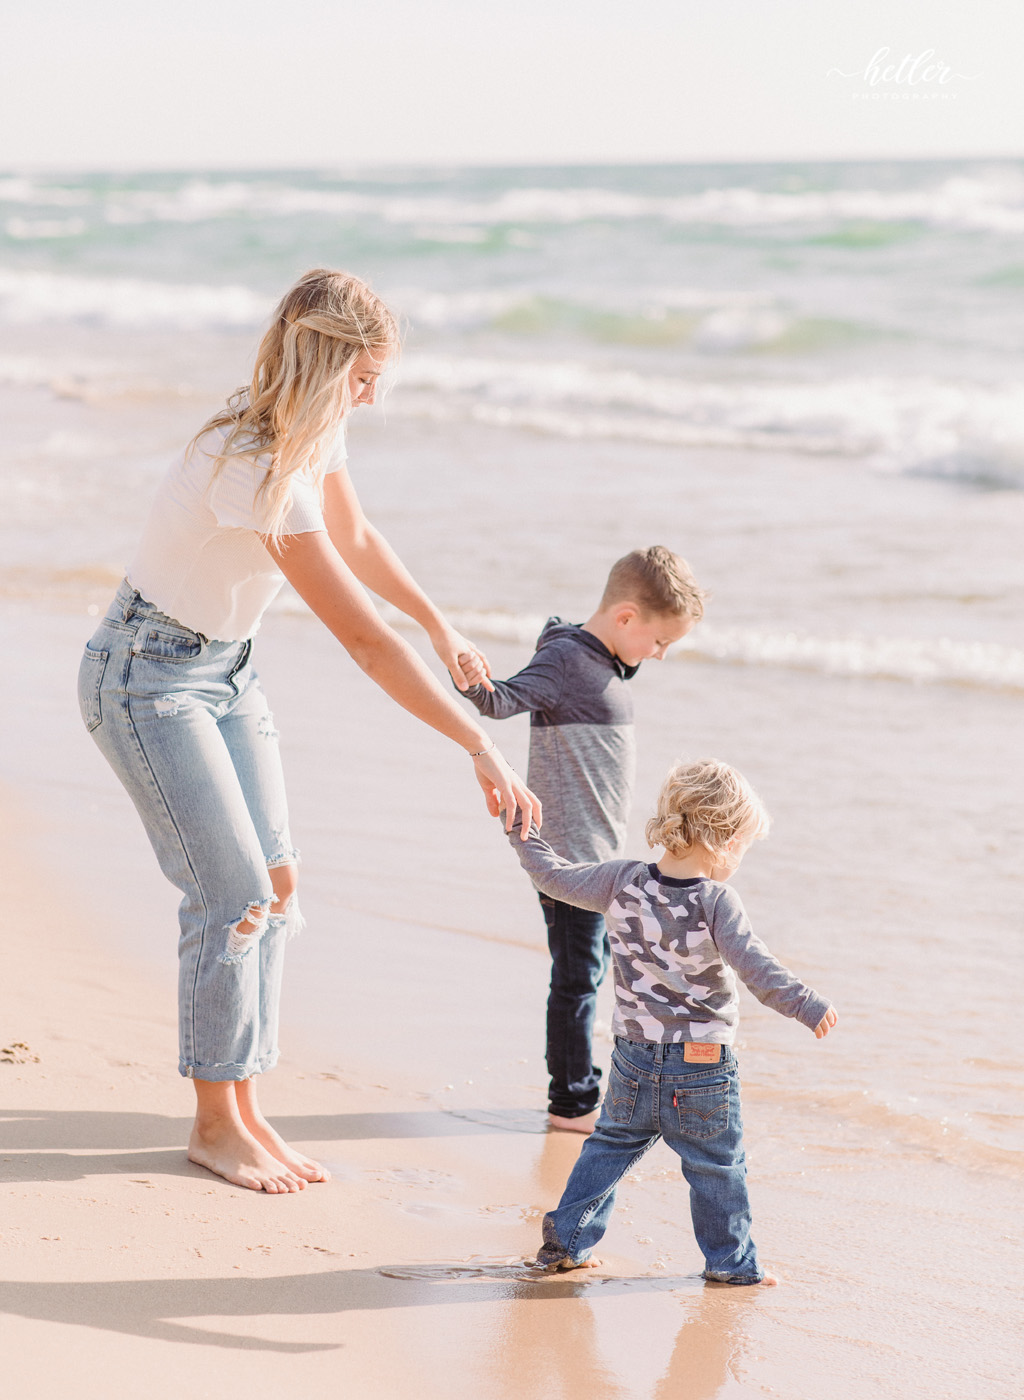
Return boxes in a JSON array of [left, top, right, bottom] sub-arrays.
[[127, 423, 347, 642]]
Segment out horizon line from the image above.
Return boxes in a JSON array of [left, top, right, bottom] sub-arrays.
[[4, 151, 1023, 178]]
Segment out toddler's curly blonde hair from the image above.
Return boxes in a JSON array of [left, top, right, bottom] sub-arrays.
[[645, 759, 769, 864]]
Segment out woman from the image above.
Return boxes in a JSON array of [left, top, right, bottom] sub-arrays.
[[77, 269, 539, 1194]]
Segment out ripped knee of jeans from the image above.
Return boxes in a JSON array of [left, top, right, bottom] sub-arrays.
[[266, 894, 306, 941], [266, 857, 301, 938], [220, 898, 273, 964]]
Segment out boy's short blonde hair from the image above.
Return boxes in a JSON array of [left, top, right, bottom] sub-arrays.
[[645, 759, 769, 863], [600, 546, 705, 621]]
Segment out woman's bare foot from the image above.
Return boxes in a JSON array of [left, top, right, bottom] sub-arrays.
[[548, 1110, 599, 1134], [188, 1078, 306, 1192], [235, 1079, 329, 1183], [240, 1115, 328, 1183], [187, 1119, 306, 1193]]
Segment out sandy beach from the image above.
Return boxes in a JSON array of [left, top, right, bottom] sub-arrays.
[[0, 758, 763, 1400], [3, 594, 1023, 1399], [3, 160, 1024, 1397]]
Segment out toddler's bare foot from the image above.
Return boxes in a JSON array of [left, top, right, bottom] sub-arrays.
[[537, 1256, 602, 1273], [704, 1269, 781, 1287], [188, 1120, 306, 1193], [548, 1110, 599, 1134]]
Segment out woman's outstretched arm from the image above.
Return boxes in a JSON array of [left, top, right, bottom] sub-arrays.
[[263, 528, 538, 835], [322, 468, 493, 692]]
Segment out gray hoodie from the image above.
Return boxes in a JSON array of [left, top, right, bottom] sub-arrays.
[[463, 618, 638, 865]]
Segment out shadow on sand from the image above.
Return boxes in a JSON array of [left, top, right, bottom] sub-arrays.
[[0, 1107, 526, 1151], [0, 1264, 704, 1353]]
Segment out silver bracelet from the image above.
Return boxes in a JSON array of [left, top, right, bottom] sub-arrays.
[[469, 739, 496, 758]]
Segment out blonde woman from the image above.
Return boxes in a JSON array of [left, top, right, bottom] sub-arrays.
[[78, 269, 539, 1194]]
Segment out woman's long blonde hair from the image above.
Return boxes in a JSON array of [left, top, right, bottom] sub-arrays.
[[191, 268, 401, 534]]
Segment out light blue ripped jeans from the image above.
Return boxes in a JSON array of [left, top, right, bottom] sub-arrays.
[[77, 580, 302, 1081]]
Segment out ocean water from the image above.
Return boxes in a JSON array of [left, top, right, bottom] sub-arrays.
[[2, 162, 1022, 1397]]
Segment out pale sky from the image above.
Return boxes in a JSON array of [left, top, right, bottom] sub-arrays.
[[0, 0, 1019, 169]]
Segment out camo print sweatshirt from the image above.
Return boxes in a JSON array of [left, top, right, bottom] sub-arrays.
[[463, 619, 638, 866], [506, 824, 830, 1045]]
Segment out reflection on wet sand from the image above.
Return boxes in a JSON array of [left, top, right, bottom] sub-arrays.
[[489, 1268, 629, 1400], [476, 1122, 751, 1400], [654, 1287, 756, 1400]]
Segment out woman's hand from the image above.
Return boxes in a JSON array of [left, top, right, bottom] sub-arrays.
[[431, 626, 494, 693], [471, 746, 541, 838]]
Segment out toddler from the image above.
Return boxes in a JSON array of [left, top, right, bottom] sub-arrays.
[[505, 758, 837, 1283]]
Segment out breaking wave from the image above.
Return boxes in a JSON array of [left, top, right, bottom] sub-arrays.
[[389, 608, 1024, 693], [4, 169, 1024, 233], [393, 354, 1024, 482], [0, 267, 271, 330]]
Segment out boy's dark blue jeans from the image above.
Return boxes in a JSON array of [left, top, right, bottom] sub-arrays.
[[539, 894, 610, 1118], [536, 1039, 762, 1282]]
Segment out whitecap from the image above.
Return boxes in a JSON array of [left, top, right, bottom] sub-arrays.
[[0, 267, 272, 329], [398, 607, 1024, 693]]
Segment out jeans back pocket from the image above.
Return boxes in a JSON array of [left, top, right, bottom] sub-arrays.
[[77, 645, 109, 732], [604, 1061, 639, 1124], [674, 1078, 730, 1140]]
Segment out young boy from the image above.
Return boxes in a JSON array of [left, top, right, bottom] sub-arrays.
[[504, 758, 838, 1284], [460, 546, 704, 1132]]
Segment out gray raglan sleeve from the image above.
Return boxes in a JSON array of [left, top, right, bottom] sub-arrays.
[[504, 821, 641, 913], [460, 647, 565, 719], [704, 885, 831, 1032]]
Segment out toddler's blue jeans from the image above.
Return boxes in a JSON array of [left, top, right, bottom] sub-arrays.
[[537, 1038, 763, 1283], [539, 894, 609, 1118]]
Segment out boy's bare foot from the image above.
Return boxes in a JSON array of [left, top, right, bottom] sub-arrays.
[[548, 1110, 599, 1134], [233, 1078, 328, 1182], [187, 1120, 306, 1193]]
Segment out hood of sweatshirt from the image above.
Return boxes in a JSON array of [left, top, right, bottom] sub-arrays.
[[536, 616, 640, 681]]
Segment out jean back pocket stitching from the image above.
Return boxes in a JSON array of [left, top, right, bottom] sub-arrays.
[[79, 647, 109, 732]]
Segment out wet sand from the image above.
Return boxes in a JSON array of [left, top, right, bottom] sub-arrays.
[[2, 597, 1022, 1399]]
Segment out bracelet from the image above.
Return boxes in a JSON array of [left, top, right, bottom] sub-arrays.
[[468, 739, 496, 759]]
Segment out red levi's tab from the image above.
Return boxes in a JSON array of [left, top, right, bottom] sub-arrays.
[[683, 1043, 722, 1063]]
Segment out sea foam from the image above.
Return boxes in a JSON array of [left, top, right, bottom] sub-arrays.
[[418, 610, 1024, 693], [4, 170, 1024, 234], [393, 353, 1024, 483], [0, 268, 272, 329]]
